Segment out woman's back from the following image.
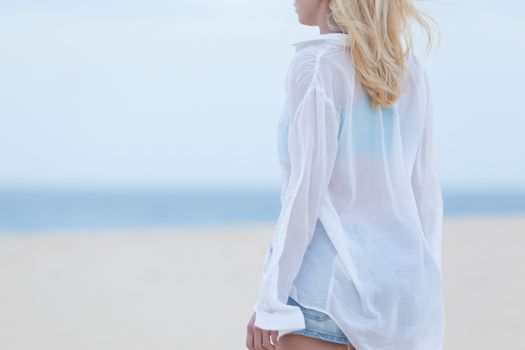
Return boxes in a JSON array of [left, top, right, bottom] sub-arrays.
[[254, 32, 444, 350]]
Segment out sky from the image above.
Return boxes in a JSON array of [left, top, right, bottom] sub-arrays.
[[0, 1, 524, 191]]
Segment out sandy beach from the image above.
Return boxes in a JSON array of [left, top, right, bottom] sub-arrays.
[[1, 215, 524, 350]]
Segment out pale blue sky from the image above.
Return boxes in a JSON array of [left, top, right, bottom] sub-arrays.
[[0, 1, 524, 191]]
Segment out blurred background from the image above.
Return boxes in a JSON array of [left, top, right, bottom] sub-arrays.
[[0, 1, 524, 349]]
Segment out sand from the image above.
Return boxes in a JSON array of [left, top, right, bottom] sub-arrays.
[[0, 215, 524, 350]]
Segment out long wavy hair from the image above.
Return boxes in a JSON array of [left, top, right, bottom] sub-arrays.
[[327, 0, 439, 109]]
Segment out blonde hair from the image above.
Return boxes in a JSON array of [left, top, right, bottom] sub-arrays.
[[327, 0, 439, 109]]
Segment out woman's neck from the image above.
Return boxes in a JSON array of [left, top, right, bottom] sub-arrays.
[[317, 7, 344, 34]]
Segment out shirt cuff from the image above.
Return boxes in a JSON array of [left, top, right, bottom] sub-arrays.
[[253, 302, 306, 335]]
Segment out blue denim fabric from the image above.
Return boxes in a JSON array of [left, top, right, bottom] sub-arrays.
[[286, 296, 351, 345]]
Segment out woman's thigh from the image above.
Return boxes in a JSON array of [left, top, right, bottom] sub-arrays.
[[278, 333, 356, 350]]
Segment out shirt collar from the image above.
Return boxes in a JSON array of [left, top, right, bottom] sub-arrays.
[[289, 32, 349, 49]]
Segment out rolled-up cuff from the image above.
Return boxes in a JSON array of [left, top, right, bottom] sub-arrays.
[[253, 303, 305, 340]]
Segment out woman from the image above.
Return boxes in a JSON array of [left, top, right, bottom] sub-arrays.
[[246, 1, 442, 349]]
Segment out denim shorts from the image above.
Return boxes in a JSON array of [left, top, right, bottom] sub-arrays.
[[286, 296, 352, 345]]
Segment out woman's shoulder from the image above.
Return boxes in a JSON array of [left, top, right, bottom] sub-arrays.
[[405, 53, 429, 87], [288, 40, 347, 71], [285, 43, 350, 94], [397, 53, 432, 115]]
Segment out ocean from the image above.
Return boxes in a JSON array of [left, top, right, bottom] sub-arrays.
[[0, 187, 524, 235]]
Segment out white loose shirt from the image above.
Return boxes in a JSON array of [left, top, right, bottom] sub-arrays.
[[253, 32, 444, 350]]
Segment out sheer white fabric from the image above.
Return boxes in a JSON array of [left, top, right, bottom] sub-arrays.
[[252, 32, 444, 350]]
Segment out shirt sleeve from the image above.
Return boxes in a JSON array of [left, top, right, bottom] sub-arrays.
[[252, 66, 340, 334], [411, 70, 444, 275]]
